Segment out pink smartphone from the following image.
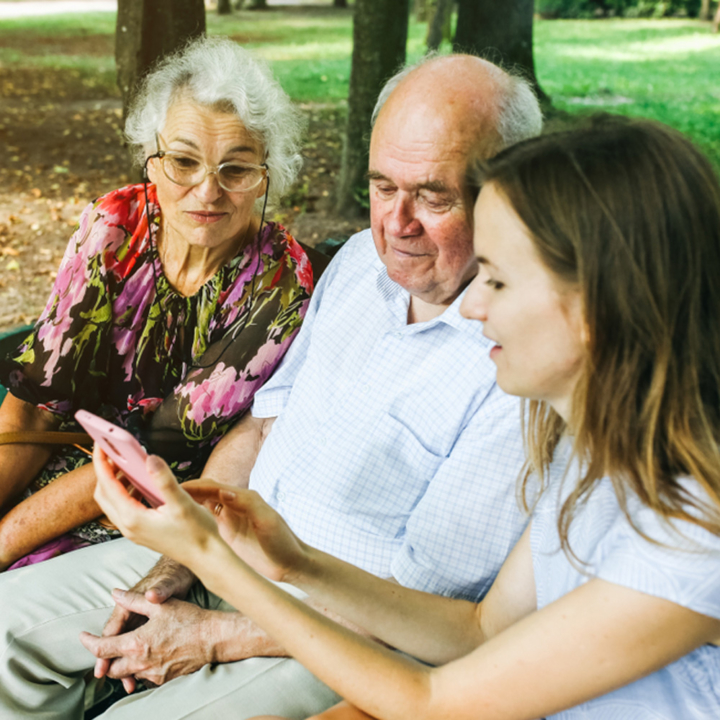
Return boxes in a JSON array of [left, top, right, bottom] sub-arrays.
[[75, 409, 164, 508]]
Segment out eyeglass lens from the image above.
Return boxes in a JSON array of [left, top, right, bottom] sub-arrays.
[[161, 154, 265, 192]]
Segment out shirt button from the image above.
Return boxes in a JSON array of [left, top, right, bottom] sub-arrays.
[[319, 436, 327, 446], [277, 491, 286, 501]]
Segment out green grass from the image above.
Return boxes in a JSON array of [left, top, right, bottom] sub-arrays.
[[534, 18, 720, 166], [0, 10, 718, 164]]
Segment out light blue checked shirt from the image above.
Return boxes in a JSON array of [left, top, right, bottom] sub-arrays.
[[249, 230, 527, 601]]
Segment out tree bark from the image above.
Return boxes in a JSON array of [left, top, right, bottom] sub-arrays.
[[248, 0, 268, 9], [453, 0, 547, 102], [714, 2, 720, 32], [116, 0, 205, 116], [335, 0, 410, 216], [415, 0, 429, 21], [699, 0, 711, 21], [427, 0, 453, 52], [218, 0, 232, 14]]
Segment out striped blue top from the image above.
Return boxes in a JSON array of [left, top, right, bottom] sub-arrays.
[[532, 468, 720, 719]]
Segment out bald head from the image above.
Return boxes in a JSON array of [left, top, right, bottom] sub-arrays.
[[375, 55, 507, 161], [373, 54, 542, 161]]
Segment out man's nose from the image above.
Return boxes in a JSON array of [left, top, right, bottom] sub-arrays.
[[386, 195, 422, 237]]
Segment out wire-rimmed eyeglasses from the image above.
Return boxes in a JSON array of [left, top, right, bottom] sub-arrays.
[[144, 150, 268, 193]]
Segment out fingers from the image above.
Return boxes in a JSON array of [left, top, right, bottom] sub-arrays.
[[111, 588, 156, 617], [144, 565, 195, 604], [93, 445, 147, 525]]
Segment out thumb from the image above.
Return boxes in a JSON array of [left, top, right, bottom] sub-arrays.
[[111, 588, 156, 617], [145, 455, 186, 502]]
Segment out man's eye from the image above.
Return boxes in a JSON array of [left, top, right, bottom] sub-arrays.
[[419, 193, 453, 211], [372, 183, 396, 198]]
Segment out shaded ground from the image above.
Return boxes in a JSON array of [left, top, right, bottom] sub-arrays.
[[0, 57, 364, 331]]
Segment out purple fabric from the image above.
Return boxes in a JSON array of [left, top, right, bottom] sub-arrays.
[[7, 535, 91, 571]]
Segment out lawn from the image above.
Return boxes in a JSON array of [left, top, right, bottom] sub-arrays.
[[0, 9, 717, 163]]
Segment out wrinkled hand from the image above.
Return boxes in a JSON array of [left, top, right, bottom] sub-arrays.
[[182, 480, 308, 584], [80, 589, 218, 689], [87, 557, 196, 692], [92, 446, 222, 569]]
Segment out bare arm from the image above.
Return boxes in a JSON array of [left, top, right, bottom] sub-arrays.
[[0, 462, 102, 569], [202, 413, 276, 488], [0, 394, 106, 568], [0, 393, 58, 511]]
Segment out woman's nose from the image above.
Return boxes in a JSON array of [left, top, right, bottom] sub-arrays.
[[460, 276, 489, 322], [193, 172, 224, 203]]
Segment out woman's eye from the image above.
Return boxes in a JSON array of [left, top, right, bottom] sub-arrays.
[[170, 156, 200, 170], [222, 165, 252, 179], [485, 278, 504, 290]]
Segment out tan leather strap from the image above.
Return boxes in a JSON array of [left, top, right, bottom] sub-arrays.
[[0, 430, 93, 446]]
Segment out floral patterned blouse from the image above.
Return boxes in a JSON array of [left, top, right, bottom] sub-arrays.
[[0, 184, 313, 533]]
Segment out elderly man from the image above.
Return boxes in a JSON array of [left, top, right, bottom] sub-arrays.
[[0, 55, 541, 719]]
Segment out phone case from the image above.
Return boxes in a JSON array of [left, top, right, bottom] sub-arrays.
[[75, 410, 165, 507]]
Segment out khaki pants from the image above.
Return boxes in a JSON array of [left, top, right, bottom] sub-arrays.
[[0, 539, 340, 719]]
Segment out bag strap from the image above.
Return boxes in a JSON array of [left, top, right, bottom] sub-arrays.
[[0, 430, 93, 446]]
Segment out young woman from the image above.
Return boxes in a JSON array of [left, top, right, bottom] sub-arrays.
[[91, 116, 720, 720]]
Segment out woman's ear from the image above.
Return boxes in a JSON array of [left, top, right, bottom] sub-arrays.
[[144, 158, 157, 184]]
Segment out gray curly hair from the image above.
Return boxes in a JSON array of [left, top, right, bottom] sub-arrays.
[[125, 36, 305, 207]]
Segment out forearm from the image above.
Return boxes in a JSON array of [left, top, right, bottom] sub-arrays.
[[0, 462, 101, 567], [0, 393, 58, 510], [202, 414, 276, 487], [289, 547, 484, 665], [211, 592, 380, 663], [196, 542, 433, 720]]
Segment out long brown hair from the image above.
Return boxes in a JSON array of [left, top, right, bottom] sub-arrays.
[[481, 115, 720, 550]]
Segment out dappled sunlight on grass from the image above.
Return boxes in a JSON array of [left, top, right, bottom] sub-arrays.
[[553, 32, 720, 60]]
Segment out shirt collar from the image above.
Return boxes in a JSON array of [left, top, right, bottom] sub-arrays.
[[374, 262, 490, 347]]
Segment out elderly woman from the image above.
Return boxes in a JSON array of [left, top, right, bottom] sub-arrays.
[[0, 37, 314, 571]]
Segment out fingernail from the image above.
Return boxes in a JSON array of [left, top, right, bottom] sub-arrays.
[[147, 455, 164, 473], [112, 588, 126, 598], [220, 489, 236, 500]]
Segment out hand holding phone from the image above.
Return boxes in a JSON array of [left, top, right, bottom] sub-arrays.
[[75, 410, 165, 507]]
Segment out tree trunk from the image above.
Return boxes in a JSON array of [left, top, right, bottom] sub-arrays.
[[427, 0, 453, 52], [249, 0, 268, 9], [714, 2, 720, 32], [116, 0, 205, 116], [453, 0, 547, 102], [335, 0, 410, 216], [333, 0, 348, 8], [218, 0, 232, 14], [415, 0, 429, 22], [699, 0, 711, 20]]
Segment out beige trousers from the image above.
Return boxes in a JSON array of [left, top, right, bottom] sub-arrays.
[[0, 538, 340, 719]]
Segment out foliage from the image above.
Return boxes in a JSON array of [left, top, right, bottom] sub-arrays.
[[0, 10, 717, 169], [536, 0, 705, 17]]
